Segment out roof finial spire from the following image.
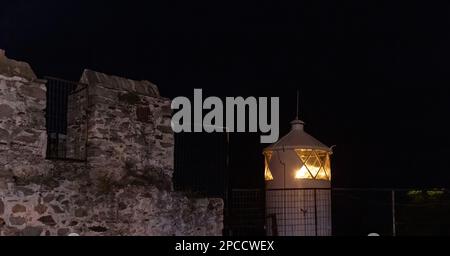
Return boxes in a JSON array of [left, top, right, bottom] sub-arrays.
[[295, 89, 299, 120], [290, 89, 305, 130]]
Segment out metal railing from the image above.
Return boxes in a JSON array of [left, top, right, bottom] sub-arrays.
[[45, 77, 88, 161], [173, 132, 229, 197], [228, 187, 450, 236], [229, 189, 266, 236]]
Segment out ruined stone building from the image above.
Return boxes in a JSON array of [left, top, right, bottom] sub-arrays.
[[0, 49, 223, 236]]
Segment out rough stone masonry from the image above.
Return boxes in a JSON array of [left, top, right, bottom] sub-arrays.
[[0, 49, 223, 236]]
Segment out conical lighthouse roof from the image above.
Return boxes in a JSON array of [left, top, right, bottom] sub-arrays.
[[264, 119, 331, 152]]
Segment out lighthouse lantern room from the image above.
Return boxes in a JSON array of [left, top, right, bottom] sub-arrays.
[[264, 118, 332, 236]]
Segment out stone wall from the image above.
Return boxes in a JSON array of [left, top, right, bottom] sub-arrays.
[[66, 81, 88, 160], [80, 70, 174, 189], [0, 50, 223, 236], [0, 50, 50, 184], [0, 174, 223, 236]]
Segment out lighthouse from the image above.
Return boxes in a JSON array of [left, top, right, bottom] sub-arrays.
[[264, 118, 332, 236]]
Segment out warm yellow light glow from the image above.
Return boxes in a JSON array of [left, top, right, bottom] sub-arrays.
[[264, 151, 274, 181], [265, 168, 274, 181], [294, 149, 331, 181], [316, 169, 328, 179], [295, 165, 311, 179]]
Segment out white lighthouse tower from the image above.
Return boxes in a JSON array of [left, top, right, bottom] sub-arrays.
[[264, 118, 332, 236]]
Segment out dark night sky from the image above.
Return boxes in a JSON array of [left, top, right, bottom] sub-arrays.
[[1, 1, 450, 189]]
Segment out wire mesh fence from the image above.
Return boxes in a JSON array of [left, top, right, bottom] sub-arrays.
[[173, 132, 229, 198], [229, 189, 266, 236], [229, 188, 450, 236], [333, 188, 450, 236], [265, 188, 332, 236]]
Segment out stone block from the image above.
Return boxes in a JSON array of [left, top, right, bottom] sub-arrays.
[[37, 215, 56, 226], [12, 204, 26, 213], [0, 104, 14, 118], [19, 85, 46, 100], [0, 200, 4, 215], [0, 50, 37, 81], [21, 226, 43, 236], [9, 216, 26, 226]]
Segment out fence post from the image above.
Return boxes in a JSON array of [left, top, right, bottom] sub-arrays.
[[391, 190, 396, 236], [314, 189, 318, 236]]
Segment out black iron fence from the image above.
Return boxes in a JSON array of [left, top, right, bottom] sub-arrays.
[[228, 188, 450, 236], [229, 189, 266, 236], [45, 77, 88, 161], [173, 132, 229, 198], [332, 188, 450, 236]]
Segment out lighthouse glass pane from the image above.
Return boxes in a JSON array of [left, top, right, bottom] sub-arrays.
[[264, 151, 274, 181], [316, 168, 328, 180], [316, 151, 327, 168], [315, 151, 330, 180], [323, 154, 331, 180], [305, 153, 321, 177], [294, 149, 331, 180], [294, 149, 314, 179], [295, 149, 312, 163]]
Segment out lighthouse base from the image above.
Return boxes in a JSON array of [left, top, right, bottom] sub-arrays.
[[265, 188, 332, 236]]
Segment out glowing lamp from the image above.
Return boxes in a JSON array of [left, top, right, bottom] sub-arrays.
[[295, 165, 310, 179]]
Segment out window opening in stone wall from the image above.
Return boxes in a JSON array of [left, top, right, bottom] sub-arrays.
[[44, 77, 88, 161]]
